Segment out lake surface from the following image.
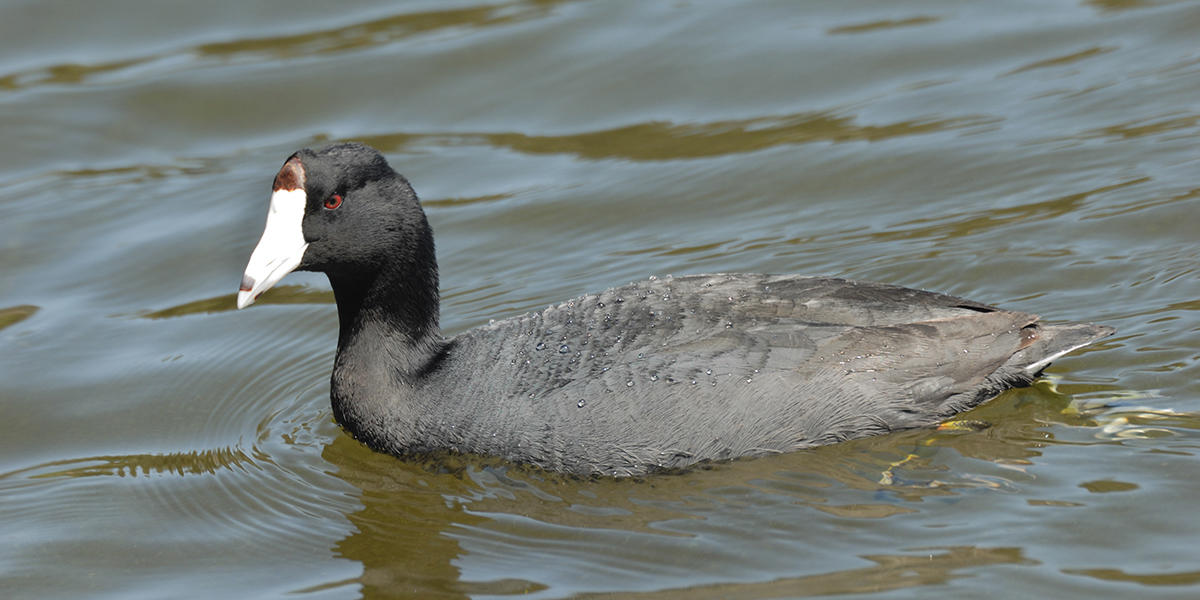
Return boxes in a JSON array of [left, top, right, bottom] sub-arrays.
[[2, 1, 1198, 598]]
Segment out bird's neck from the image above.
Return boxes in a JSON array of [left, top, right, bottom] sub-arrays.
[[328, 257, 443, 379], [324, 250, 450, 450]]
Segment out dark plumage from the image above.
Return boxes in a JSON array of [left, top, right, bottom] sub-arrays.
[[238, 142, 1114, 477]]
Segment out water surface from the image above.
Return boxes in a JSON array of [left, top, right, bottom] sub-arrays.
[[2, 1, 1198, 598]]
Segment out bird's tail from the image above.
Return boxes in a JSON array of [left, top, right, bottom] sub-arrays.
[[1012, 322, 1115, 377]]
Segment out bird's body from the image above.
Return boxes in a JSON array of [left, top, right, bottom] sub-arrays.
[[238, 143, 1113, 477]]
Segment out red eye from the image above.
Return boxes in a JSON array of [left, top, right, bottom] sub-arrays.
[[324, 194, 343, 210]]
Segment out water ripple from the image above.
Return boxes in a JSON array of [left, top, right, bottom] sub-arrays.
[[0, 304, 38, 331], [359, 112, 1001, 162], [857, 177, 1149, 244], [828, 16, 941, 35], [568, 546, 1034, 599], [0, 447, 256, 480], [140, 285, 333, 319], [0, 367, 353, 556], [196, 2, 560, 61], [1004, 46, 1120, 76], [0, 1, 564, 93]]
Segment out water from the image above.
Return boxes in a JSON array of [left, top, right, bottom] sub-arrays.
[[2, 1, 1198, 598]]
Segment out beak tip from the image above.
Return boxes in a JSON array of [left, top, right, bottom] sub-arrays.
[[237, 274, 256, 309], [236, 291, 254, 310]]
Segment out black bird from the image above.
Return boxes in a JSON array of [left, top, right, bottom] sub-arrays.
[[238, 142, 1113, 477]]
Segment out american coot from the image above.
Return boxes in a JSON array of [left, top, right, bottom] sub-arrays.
[[238, 142, 1114, 477]]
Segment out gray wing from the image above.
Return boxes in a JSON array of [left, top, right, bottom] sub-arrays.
[[438, 274, 1110, 475]]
